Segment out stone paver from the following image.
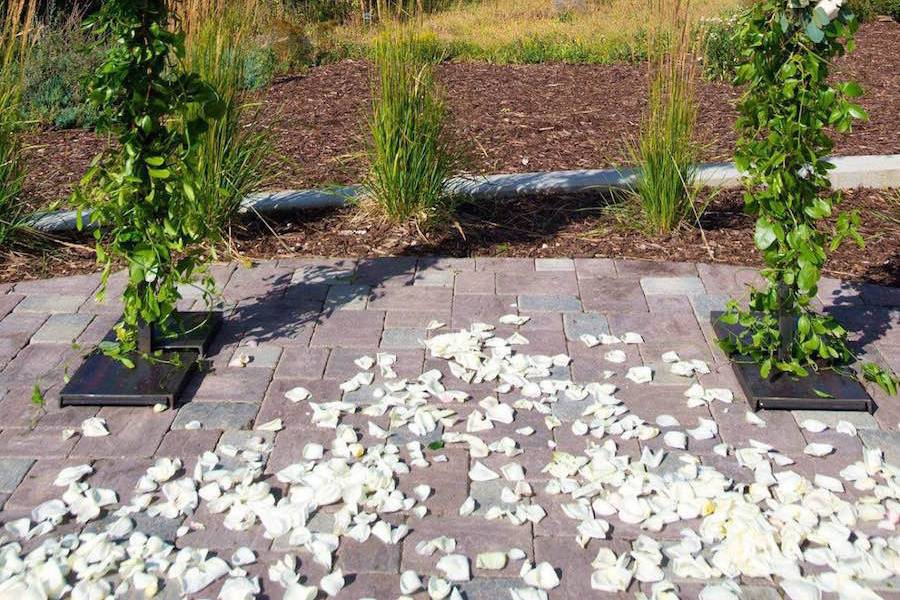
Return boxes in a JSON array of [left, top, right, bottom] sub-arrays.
[[518, 294, 582, 313], [0, 258, 897, 599], [640, 275, 706, 296], [0, 458, 34, 493], [562, 312, 609, 341], [171, 401, 259, 430]]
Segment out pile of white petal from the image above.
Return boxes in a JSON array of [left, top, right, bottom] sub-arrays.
[[2, 317, 900, 600]]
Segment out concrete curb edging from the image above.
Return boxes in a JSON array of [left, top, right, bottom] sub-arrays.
[[27, 154, 900, 233]]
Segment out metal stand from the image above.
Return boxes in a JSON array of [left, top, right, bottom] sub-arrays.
[[59, 311, 222, 408], [711, 311, 875, 413]]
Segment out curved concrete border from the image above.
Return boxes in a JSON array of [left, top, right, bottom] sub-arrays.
[[27, 154, 900, 233]]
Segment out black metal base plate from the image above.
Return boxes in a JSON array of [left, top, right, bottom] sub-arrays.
[[152, 311, 223, 356], [711, 311, 875, 412], [60, 350, 198, 408]]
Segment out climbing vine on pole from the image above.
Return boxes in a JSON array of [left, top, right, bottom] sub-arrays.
[[75, 0, 225, 364], [719, 0, 898, 394]]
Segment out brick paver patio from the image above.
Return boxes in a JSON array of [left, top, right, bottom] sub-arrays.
[[0, 257, 898, 599]]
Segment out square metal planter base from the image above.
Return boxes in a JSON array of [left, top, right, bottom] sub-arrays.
[[711, 311, 875, 413], [60, 311, 222, 408]]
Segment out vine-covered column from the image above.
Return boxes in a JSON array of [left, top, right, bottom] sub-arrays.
[[75, 0, 225, 364], [720, 0, 897, 394]]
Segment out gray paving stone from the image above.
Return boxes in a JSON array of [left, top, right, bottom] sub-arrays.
[[535, 258, 575, 271], [551, 398, 593, 422], [859, 429, 900, 465], [31, 314, 93, 344], [390, 422, 444, 446], [85, 512, 184, 543], [690, 293, 731, 319], [172, 402, 259, 430], [740, 586, 783, 600], [381, 327, 425, 349], [413, 270, 456, 287], [640, 276, 706, 296], [290, 261, 355, 285], [469, 480, 520, 516], [791, 410, 879, 431], [15, 294, 85, 314], [342, 384, 386, 405], [324, 284, 370, 310], [0, 458, 34, 493], [457, 578, 521, 600], [563, 313, 609, 341], [518, 295, 582, 313], [228, 345, 282, 369]]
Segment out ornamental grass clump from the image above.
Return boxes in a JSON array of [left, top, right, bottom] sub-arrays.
[[720, 0, 898, 393], [75, 0, 226, 363], [179, 0, 272, 236], [630, 0, 700, 235], [0, 0, 35, 250], [365, 26, 460, 227]]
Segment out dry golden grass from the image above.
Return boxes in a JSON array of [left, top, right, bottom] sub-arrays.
[[335, 0, 740, 62]]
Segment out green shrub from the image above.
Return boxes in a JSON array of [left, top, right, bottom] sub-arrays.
[[1, 0, 36, 249], [21, 7, 105, 129], [698, 13, 742, 81], [183, 0, 272, 233], [848, 0, 900, 20], [630, 0, 699, 235], [242, 46, 279, 90], [365, 26, 461, 226]]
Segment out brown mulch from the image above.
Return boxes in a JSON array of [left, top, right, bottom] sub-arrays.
[[6, 187, 896, 286], [20, 21, 900, 211]]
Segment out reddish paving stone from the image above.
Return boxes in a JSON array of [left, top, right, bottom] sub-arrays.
[[71, 407, 174, 459], [0, 312, 47, 340], [709, 402, 808, 454], [398, 448, 470, 516], [615, 259, 697, 277], [495, 272, 579, 296], [607, 312, 703, 343], [573, 257, 617, 278], [646, 294, 695, 314], [355, 257, 418, 287], [565, 342, 642, 383], [332, 572, 405, 599], [325, 348, 424, 381], [401, 516, 532, 579], [4, 459, 82, 509], [156, 429, 222, 469], [0, 427, 77, 458], [580, 278, 649, 313], [273, 347, 330, 380], [336, 536, 402, 574], [256, 378, 344, 426], [475, 257, 534, 272], [697, 263, 764, 296], [0, 294, 23, 321], [184, 367, 274, 403], [451, 294, 518, 329], [13, 274, 101, 297], [385, 309, 452, 329], [417, 257, 475, 272], [0, 343, 75, 383], [367, 286, 452, 312], [177, 503, 273, 551], [535, 536, 635, 599], [454, 271, 496, 295], [311, 310, 385, 348], [88, 458, 156, 501]]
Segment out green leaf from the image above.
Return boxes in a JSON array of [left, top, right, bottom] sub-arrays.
[[847, 103, 868, 120], [754, 218, 778, 249], [31, 384, 45, 408], [842, 81, 863, 97], [797, 263, 819, 291], [805, 22, 825, 43], [812, 388, 835, 399], [428, 441, 445, 451]]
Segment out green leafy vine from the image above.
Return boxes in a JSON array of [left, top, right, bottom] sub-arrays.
[[74, 0, 225, 364], [719, 0, 898, 395]]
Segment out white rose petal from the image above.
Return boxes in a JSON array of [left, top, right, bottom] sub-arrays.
[[804, 443, 834, 457], [81, 417, 109, 437]]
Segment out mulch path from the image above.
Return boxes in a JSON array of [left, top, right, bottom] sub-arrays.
[[5, 187, 897, 287], [20, 21, 900, 210]]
